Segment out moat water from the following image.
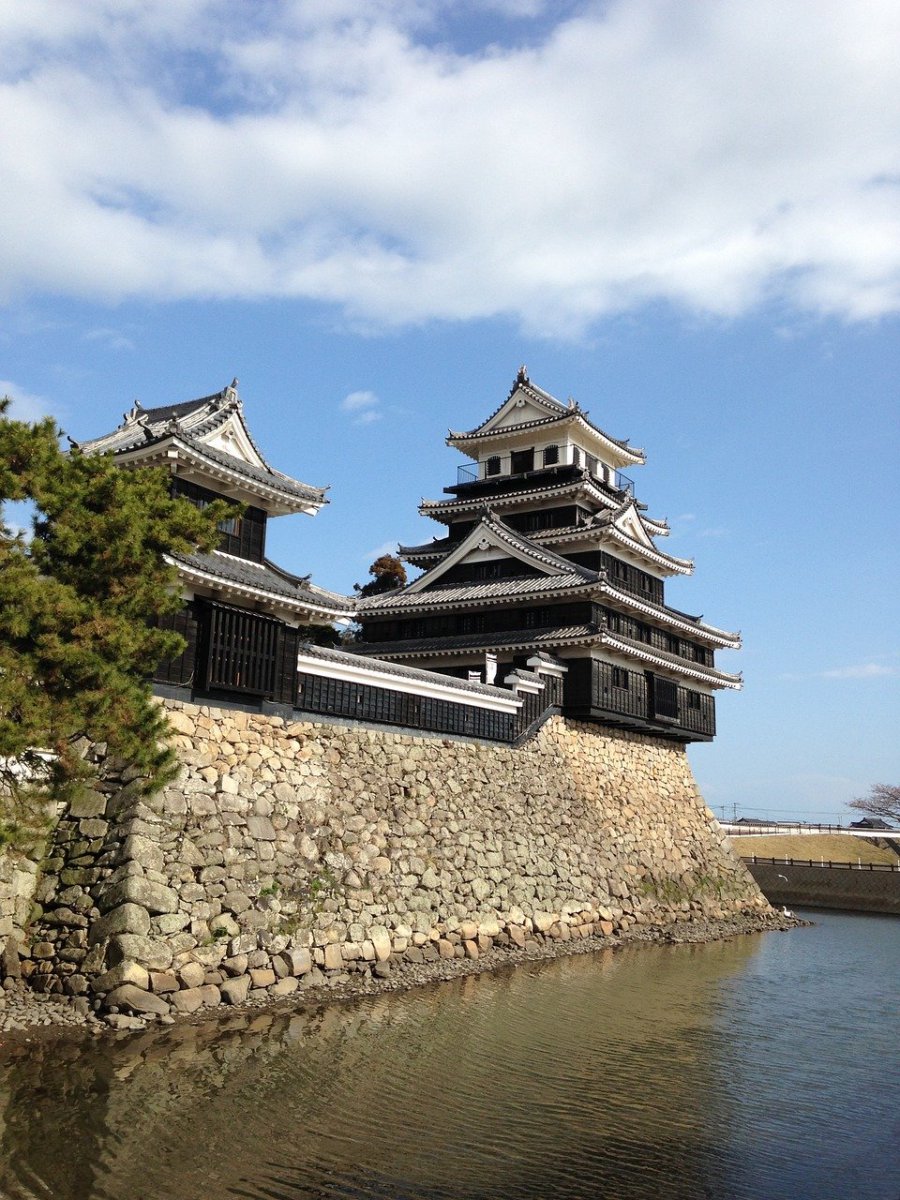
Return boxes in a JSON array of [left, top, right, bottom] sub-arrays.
[[0, 910, 897, 1200]]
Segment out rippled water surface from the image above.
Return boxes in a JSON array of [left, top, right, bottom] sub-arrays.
[[1, 910, 898, 1200]]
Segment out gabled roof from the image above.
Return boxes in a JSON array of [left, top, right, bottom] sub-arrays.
[[76, 382, 328, 515], [399, 509, 597, 596], [405, 498, 689, 578], [447, 368, 645, 468], [594, 501, 693, 575]]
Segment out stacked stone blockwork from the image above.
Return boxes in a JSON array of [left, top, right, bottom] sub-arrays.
[[23, 701, 770, 1017]]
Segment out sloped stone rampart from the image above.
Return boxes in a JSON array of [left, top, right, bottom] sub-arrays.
[[22, 701, 770, 1014]]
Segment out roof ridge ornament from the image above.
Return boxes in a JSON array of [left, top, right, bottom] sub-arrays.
[[123, 399, 144, 424], [507, 364, 529, 399]]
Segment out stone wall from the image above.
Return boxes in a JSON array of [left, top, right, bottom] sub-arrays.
[[21, 700, 769, 1016], [746, 859, 900, 914]]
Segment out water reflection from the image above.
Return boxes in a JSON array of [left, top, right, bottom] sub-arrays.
[[1, 914, 897, 1200]]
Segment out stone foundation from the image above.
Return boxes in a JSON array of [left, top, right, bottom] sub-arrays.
[[20, 700, 769, 1016]]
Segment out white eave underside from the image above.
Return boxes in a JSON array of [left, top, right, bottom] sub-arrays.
[[600, 584, 741, 648], [448, 411, 645, 468], [420, 477, 624, 518], [603, 526, 692, 575], [601, 633, 742, 689]]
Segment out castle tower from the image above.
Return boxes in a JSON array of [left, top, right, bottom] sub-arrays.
[[358, 368, 740, 742]]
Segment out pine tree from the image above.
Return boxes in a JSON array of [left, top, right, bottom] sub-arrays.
[[355, 553, 407, 598], [0, 399, 232, 802]]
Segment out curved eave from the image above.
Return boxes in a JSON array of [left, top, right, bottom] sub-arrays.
[[360, 626, 600, 660], [602, 632, 742, 690], [362, 571, 739, 649], [447, 411, 645, 468], [169, 556, 355, 622], [398, 538, 452, 561], [642, 516, 670, 536], [116, 438, 328, 516], [603, 526, 693, 575], [420, 475, 624, 519], [600, 583, 741, 648]]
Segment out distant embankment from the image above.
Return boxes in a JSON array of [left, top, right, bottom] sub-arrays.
[[744, 858, 900, 915]]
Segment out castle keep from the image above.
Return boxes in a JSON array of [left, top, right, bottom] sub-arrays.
[[359, 368, 741, 742]]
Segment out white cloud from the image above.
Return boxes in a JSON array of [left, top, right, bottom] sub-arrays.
[[340, 389, 382, 424], [821, 663, 898, 680], [697, 526, 728, 539], [83, 326, 135, 351], [1, 1, 900, 332]]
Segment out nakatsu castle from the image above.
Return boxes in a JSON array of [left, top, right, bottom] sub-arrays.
[[358, 368, 741, 742], [81, 370, 740, 744]]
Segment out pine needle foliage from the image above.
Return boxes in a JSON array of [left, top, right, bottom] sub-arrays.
[[0, 399, 234, 799]]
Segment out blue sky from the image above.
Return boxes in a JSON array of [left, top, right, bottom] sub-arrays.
[[1, 1, 898, 821]]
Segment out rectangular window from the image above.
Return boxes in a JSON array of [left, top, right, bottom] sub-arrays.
[[543, 444, 559, 466], [510, 448, 535, 474], [204, 603, 282, 696], [652, 675, 679, 720], [170, 477, 266, 562], [524, 607, 552, 629], [485, 455, 501, 476], [612, 667, 629, 690]]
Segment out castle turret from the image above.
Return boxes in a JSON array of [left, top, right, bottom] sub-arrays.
[[79, 382, 353, 708]]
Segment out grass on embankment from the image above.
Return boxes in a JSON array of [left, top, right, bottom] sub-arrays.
[[729, 833, 899, 866]]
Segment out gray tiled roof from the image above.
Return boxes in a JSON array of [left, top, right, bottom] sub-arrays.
[[398, 535, 457, 558], [77, 387, 327, 506], [448, 373, 644, 462], [176, 437, 327, 504], [171, 551, 353, 614], [358, 624, 599, 657], [358, 571, 599, 611], [295, 643, 519, 698]]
